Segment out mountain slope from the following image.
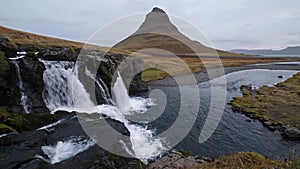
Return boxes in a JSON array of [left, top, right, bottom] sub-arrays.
[[113, 7, 236, 56], [0, 26, 85, 50]]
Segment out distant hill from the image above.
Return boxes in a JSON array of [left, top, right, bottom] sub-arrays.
[[230, 46, 300, 56], [113, 7, 238, 57], [0, 26, 127, 53], [0, 26, 84, 50]]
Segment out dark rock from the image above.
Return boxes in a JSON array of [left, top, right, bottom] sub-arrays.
[[0, 51, 11, 106], [0, 111, 141, 169], [263, 121, 272, 127], [151, 7, 166, 13], [19, 44, 39, 52], [262, 121, 279, 131], [148, 150, 212, 169], [38, 47, 78, 61], [0, 37, 17, 57], [8, 55, 49, 114], [84, 53, 149, 103], [278, 75, 283, 78], [240, 84, 252, 91], [283, 125, 300, 140]]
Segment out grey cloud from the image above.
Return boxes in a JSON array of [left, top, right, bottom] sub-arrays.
[[0, 0, 300, 50]]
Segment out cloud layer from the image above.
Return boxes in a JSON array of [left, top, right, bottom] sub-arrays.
[[1, 0, 299, 50]]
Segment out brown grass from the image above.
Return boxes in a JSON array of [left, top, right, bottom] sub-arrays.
[[199, 152, 282, 169]]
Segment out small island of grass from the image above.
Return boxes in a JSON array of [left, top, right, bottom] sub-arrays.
[[231, 72, 300, 140]]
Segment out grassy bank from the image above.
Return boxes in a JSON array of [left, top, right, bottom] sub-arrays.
[[231, 72, 300, 129], [199, 152, 299, 169], [140, 54, 299, 82]]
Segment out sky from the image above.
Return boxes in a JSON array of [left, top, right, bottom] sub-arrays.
[[0, 0, 300, 50]]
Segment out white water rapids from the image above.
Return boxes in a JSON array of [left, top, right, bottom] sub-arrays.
[[40, 60, 166, 163]]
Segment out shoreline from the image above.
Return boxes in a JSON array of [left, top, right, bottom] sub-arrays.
[[147, 61, 300, 86]]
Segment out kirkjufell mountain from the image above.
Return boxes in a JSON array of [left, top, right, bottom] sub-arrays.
[[114, 7, 233, 56]]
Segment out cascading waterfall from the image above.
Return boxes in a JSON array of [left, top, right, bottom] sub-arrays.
[[9, 57, 30, 113], [112, 71, 133, 113], [40, 60, 165, 162], [84, 68, 112, 104]]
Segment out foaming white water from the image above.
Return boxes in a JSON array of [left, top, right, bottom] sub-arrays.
[[37, 119, 65, 130], [112, 71, 132, 113], [0, 133, 8, 138], [84, 68, 112, 104], [42, 61, 95, 113], [9, 55, 26, 60], [41, 60, 165, 162], [40, 136, 95, 164], [95, 104, 165, 162], [128, 97, 154, 114], [111, 71, 154, 115]]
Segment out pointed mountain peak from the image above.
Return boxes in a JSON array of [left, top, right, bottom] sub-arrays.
[[113, 7, 232, 56], [151, 7, 166, 13]]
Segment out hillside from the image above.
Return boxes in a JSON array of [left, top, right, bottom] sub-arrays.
[[113, 7, 237, 57], [0, 26, 84, 50], [230, 46, 300, 56]]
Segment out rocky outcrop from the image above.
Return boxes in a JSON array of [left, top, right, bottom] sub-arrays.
[[19, 54, 48, 114], [38, 47, 79, 61], [97, 53, 147, 94], [240, 84, 252, 91], [283, 125, 300, 140], [148, 150, 213, 169], [0, 37, 17, 58], [7, 53, 49, 114], [0, 111, 139, 169], [0, 51, 11, 106]]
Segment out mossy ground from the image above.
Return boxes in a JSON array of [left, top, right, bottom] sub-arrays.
[[0, 107, 57, 134], [0, 51, 10, 89], [231, 72, 300, 129]]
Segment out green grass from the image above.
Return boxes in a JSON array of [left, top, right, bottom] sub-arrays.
[[142, 68, 169, 82], [231, 72, 300, 129]]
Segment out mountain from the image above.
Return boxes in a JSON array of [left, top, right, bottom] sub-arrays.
[[113, 7, 236, 56], [230, 46, 300, 56]]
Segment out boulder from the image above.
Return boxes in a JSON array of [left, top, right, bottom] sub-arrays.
[[240, 84, 252, 91], [283, 126, 300, 140]]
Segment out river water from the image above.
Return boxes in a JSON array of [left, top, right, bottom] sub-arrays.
[[143, 69, 300, 159]]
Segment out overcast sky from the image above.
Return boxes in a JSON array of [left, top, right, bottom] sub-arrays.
[[1, 0, 300, 50]]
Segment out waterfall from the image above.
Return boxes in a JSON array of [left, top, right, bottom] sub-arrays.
[[10, 58, 30, 113], [84, 68, 112, 104], [112, 71, 132, 113], [40, 60, 165, 162], [41, 60, 95, 113]]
